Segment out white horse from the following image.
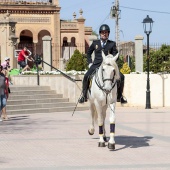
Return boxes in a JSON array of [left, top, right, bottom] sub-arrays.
[[88, 51, 120, 149]]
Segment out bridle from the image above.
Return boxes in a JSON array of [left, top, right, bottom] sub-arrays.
[[95, 65, 117, 95]]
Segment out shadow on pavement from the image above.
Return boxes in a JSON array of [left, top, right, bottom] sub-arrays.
[[113, 135, 153, 151]]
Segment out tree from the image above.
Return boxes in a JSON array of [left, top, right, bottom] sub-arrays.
[[65, 49, 88, 71], [144, 44, 170, 73], [92, 31, 98, 38], [120, 62, 131, 74]]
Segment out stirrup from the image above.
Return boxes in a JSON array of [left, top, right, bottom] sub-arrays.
[[120, 96, 127, 104]]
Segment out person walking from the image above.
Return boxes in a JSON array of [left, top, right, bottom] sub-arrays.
[[17, 46, 34, 72], [0, 66, 8, 122], [1, 57, 11, 71], [78, 24, 127, 104], [1, 69, 9, 120]]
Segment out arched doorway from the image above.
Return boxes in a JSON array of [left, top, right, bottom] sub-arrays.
[[18, 30, 34, 68], [37, 30, 51, 56], [62, 37, 76, 61], [18, 30, 33, 53]]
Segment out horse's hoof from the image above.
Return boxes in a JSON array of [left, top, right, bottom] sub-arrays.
[[108, 143, 115, 150], [88, 130, 94, 135], [98, 142, 105, 147], [103, 136, 107, 142]]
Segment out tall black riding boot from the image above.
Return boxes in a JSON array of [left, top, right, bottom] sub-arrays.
[[117, 81, 127, 104], [78, 80, 88, 104]]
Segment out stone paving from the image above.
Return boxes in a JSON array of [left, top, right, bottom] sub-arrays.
[[0, 106, 170, 170]]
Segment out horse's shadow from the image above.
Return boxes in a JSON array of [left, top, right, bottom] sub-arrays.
[[93, 135, 153, 151], [114, 135, 152, 151]]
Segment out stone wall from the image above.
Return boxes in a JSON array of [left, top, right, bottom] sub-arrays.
[[11, 74, 170, 107]]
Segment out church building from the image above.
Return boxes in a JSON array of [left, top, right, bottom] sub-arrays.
[[0, 0, 92, 70]]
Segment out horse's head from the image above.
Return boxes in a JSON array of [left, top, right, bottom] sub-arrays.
[[99, 51, 120, 93], [101, 51, 120, 80]]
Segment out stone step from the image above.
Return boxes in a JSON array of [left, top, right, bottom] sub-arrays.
[[9, 86, 50, 91], [7, 102, 75, 110], [8, 94, 63, 100], [7, 85, 88, 114], [7, 98, 69, 105], [7, 106, 88, 115], [10, 90, 57, 95]]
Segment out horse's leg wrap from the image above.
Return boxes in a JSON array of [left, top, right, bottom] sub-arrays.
[[99, 125, 105, 143], [99, 125, 103, 135], [109, 123, 115, 144], [110, 123, 115, 133]]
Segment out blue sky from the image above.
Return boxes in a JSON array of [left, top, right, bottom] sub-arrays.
[[59, 0, 170, 44]]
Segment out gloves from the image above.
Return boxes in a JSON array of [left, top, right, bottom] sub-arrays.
[[89, 63, 92, 68]]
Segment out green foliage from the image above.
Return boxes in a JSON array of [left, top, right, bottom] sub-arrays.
[[65, 49, 88, 71], [31, 65, 43, 71], [92, 31, 98, 37], [117, 55, 135, 73], [120, 62, 131, 74], [117, 55, 124, 69], [144, 44, 170, 73], [130, 56, 136, 72]]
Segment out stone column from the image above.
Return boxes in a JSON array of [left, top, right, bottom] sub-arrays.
[[135, 35, 144, 72], [42, 36, 52, 71], [53, 9, 61, 69], [77, 9, 85, 53], [0, 12, 18, 69]]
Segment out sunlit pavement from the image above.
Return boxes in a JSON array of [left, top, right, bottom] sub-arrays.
[[0, 106, 170, 170]]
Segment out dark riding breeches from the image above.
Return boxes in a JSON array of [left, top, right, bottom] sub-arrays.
[[82, 64, 100, 97]]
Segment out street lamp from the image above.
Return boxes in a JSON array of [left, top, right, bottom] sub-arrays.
[[142, 15, 154, 109]]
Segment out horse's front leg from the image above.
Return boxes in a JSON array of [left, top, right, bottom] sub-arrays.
[[95, 102, 105, 147], [108, 103, 116, 150], [88, 103, 95, 135], [102, 105, 107, 142]]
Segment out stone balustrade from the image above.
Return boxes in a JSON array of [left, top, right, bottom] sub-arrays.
[[0, 0, 51, 5]]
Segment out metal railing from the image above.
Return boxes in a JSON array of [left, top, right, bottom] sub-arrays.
[[34, 57, 82, 86]]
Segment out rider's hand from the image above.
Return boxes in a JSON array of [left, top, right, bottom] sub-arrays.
[[89, 63, 92, 68]]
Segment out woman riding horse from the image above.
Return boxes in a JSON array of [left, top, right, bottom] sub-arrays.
[[78, 24, 127, 104]]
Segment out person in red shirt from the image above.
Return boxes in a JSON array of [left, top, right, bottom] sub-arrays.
[[17, 46, 34, 72]]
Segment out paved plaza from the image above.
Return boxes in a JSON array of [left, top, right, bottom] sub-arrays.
[[0, 106, 170, 170]]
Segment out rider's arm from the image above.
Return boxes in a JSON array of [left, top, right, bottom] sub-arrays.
[[87, 41, 95, 65]]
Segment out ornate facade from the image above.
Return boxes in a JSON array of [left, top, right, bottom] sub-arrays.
[[0, 0, 92, 69]]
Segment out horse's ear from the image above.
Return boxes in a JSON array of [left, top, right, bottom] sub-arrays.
[[102, 50, 106, 60], [113, 53, 119, 61]]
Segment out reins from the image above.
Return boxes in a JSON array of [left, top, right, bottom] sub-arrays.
[[94, 67, 117, 104]]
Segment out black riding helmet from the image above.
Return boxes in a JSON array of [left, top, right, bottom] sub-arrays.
[[99, 24, 110, 34]]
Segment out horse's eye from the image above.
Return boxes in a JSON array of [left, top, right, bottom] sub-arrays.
[[102, 68, 105, 71]]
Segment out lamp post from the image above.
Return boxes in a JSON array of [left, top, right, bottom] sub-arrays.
[[142, 15, 154, 109]]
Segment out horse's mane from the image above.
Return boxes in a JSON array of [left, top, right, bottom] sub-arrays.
[[102, 54, 120, 80]]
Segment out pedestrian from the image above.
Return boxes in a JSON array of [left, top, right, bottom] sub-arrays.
[[0, 66, 8, 122], [17, 46, 34, 72], [1, 57, 11, 71], [1, 69, 9, 120], [78, 24, 127, 104], [1, 57, 13, 85]]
